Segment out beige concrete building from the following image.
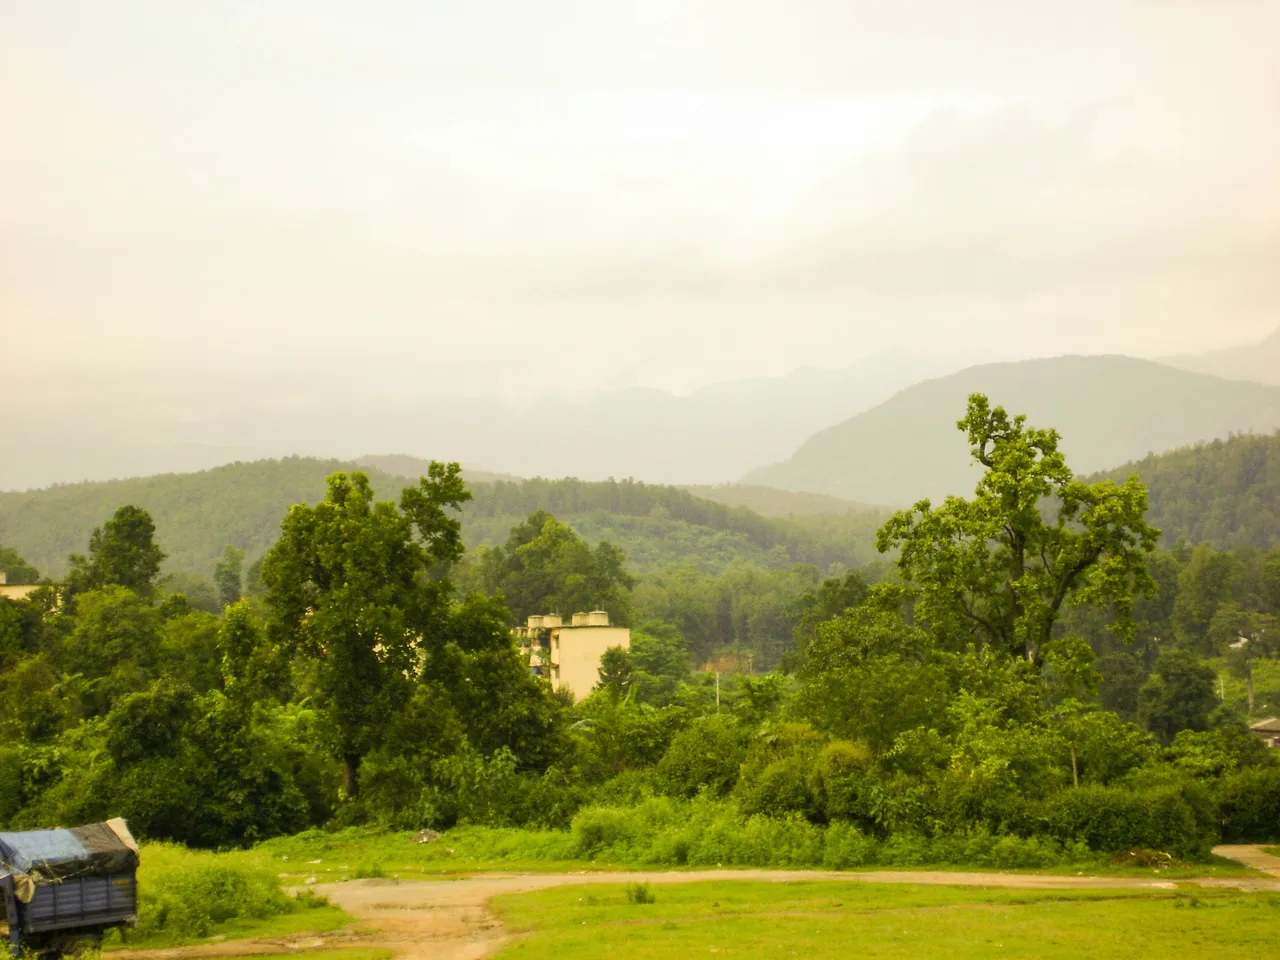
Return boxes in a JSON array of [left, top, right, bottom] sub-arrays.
[[515, 611, 630, 703], [0, 572, 41, 602]]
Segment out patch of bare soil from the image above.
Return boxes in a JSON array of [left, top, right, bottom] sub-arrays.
[[1212, 844, 1280, 878], [112, 860, 1280, 960]]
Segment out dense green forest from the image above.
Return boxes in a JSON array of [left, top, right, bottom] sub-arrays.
[[681, 483, 882, 516], [0, 460, 882, 582], [1089, 431, 1280, 550], [747, 356, 1280, 504], [2, 393, 1277, 866]]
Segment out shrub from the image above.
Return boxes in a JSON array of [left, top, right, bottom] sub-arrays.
[[810, 740, 877, 825], [133, 860, 299, 941], [1034, 784, 1216, 859], [624, 882, 656, 904], [655, 715, 746, 798], [821, 822, 880, 869], [1217, 767, 1280, 843]]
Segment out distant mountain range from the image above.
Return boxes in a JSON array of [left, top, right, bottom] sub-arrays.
[[0, 351, 967, 491], [1162, 325, 1280, 386], [745, 355, 1280, 505]]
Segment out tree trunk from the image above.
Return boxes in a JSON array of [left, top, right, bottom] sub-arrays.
[[1069, 742, 1079, 789], [1247, 664, 1255, 715], [343, 752, 363, 798]]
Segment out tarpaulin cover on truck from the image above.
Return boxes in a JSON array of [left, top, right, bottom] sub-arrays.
[[0, 820, 138, 887]]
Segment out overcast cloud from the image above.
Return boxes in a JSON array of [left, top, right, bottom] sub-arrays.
[[4, 0, 1279, 408]]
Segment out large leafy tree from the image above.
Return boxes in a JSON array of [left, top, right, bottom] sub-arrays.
[[66, 505, 166, 598], [477, 510, 634, 624], [0, 546, 39, 585], [260, 465, 470, 795], [1137, 650, 1218, 744], [878, 394, 1160, 662]]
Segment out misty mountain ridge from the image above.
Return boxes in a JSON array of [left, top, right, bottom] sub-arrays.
[[1, 350, 971, 492], [746, 355, 1280, 505], [1161, 324, 1280, 386]]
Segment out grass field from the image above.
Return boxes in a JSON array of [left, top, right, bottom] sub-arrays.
[[491, 880, 1280, 959], [210, 827, 1256, 886], [105, 843, 353, 949], [92, 828, 1259, 950]]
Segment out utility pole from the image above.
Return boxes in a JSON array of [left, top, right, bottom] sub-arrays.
[[715, 671, 721, 709]]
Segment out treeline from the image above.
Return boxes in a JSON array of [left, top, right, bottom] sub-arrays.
[[1, 395, 1278, 865], [0, 459, 881, 582], [468, 477, 883, 570], [1091, 430, 1280, 550]]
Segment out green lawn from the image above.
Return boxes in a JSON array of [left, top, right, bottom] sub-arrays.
[[217, 827, 1255, 886], [491, 881, 1280, 959]]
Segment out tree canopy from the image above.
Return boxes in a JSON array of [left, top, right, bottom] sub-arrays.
[[260, 466, 470, 793], [475, 510, 634, 624], [66, 504, 165, 597], [878, 394, 1161, 661]]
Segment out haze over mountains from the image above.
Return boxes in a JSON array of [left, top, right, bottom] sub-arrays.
[[1162, 325, 1280, 386], [5, 334, 1279, 498], [747, 354, 1280, 505], [1, 350, 967, 491]]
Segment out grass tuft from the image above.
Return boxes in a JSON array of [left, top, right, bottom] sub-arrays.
[[624, 882, 656, 905]]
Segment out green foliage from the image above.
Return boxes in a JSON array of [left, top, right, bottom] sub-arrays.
[[623, 882, 656, 905], [0, 459, 872, 582], [130, 844, 317, 942], [66, 504, 165, 597], [655, 715, 746, 798], [1138, 652, 1218, 744], [476, 511, 634, 624], [1216, 767, 1280, 843], [2, 395, 1276, 866], [0, 545, 39, 584], [214, 545, 245, 607], [1090, 431, 1280, 550], [1034, 784, 1217, 860], [796, 598, 943, 753], [261, 466, 470, 793], [878, 394, 1160, 660]]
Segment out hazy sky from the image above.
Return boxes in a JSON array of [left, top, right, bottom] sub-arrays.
[[4, 1, 1279, 401]]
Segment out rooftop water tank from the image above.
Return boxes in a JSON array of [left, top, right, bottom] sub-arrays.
[[587, 610, 610, 626]]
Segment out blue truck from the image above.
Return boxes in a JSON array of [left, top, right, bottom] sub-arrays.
[[0, 820, 139, 957]]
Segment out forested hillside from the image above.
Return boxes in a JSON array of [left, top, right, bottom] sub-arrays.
[[1089, 432, 1280, 550], [746, 356, 1280, 504], [681, 483, 883, 517], [0, 458, 881, 581], [4, 393, 1277, 863]]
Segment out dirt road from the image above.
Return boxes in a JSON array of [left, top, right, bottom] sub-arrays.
[[112, 847, 1280, 960]]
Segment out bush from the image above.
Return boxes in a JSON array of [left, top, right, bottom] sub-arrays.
[[811, 740, 876, 825], [133, 853, 301, 941], [1217, 767, 1280, 843], [655, 715, 745, 798], [624, 882, 656, 904], [1034, 784, 1217, 859]]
